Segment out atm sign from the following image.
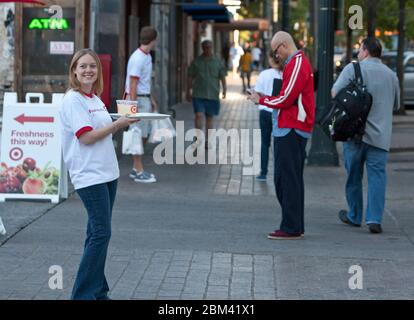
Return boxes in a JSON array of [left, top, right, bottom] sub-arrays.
[[28, 18, 69, 30]]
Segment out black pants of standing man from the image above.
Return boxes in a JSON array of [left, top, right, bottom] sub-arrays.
[[273, 130, 308, 234]]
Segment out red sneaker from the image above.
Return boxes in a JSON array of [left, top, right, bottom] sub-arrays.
[[267, 230, 302, 240]]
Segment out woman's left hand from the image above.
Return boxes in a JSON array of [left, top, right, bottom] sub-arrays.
[[115, 116, 139, 129]]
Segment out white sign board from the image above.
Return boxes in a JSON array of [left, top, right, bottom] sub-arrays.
[[0, 92, 67, 203], [50, 41, 74, 55]]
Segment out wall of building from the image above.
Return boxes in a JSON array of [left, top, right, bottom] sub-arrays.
[[90, 0, 126, 112], [152, 2, 170, 114], [0, 4, 15, 90]]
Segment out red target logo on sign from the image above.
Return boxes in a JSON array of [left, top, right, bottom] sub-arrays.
[[130, 106, 137, 113], [9, 147, 24, 161]]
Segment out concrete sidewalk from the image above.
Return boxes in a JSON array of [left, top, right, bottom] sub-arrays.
[[391, 109, 414, 152], [0, 76, 414, 300]]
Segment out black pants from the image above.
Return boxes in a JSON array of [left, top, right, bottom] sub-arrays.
[[259, 110, 273, 176], [241, 71, 251, 91], [273, 130, 307, 234]]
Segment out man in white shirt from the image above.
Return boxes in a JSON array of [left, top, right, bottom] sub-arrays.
[[251, 45, 262, 71], [229, 42, 244, 78], [253, 51, 283, 181], [125, 26, 158, 183]]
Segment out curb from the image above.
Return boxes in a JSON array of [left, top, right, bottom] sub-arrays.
[[393, 121, 414, 126], [390, 147, 414, 153]]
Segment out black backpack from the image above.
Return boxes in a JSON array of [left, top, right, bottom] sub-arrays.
[[319, 62, 372, 142]]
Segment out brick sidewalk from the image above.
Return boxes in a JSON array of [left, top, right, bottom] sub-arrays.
[[1, 244, 413, 300], [0, 74, 414, 300]]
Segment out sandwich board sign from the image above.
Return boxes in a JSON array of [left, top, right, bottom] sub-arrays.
[[0, 92, 68, 203]]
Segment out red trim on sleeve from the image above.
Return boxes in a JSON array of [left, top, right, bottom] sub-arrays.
[[130, 76, 140, 80], [76, 126, 93, 138]]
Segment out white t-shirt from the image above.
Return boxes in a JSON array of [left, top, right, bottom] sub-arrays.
[[125, 48, 152, 95], [254, 68, 283, 113], [252, 47, 261, 61], [59, 90, 119, 190]]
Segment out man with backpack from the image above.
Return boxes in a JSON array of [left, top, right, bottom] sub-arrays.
[[331, 37, 400, 234]]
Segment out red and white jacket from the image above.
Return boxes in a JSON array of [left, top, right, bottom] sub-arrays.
[[258, 51, 315, 133]]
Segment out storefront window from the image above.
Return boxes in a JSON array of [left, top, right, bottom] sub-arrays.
[[23, 8, 76, 76]]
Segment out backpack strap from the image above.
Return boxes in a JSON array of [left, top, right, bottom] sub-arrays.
[[352, 61, 364, 86]]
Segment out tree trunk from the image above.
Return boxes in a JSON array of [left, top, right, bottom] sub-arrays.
[[366, 0, 377, 37], [396, 0, 406, 115]]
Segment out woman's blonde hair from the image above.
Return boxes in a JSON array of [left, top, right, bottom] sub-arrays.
[[68, 48, 104, 96]]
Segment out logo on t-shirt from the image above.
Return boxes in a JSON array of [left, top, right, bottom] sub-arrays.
[[88, 107, 106, 114]]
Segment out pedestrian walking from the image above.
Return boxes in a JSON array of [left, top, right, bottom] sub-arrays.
[[253, 50, 283, 181], [229, 42, 243, 78], [124, 26, 158, 183], [251, 45, 262, 71], [248, 31, 315, 240], [239, 48, 253, 93], [332, 37, 400, 234], [187, 40, 227, 149], [59, 49, 137, 300]]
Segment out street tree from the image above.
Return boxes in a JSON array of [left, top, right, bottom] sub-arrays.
[[397, 0, 406, 115], [366, 0, 378, 37]]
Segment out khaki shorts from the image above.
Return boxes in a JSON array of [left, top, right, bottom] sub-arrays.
[[130, 97, 152, 138]]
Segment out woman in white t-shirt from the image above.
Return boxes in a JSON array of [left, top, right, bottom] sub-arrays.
[[254, 51, 283, 181], [59, 49, 137, 300]]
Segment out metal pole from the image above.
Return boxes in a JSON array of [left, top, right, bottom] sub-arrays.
[[309, 0, 318, 66], [281, 0, 289, 31], [307, 0, 339, 166]]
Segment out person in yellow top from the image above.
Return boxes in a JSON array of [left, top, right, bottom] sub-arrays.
[[239, 48, 253, 93]]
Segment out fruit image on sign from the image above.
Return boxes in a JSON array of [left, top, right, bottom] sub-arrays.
[[0, 159, 59, 195]]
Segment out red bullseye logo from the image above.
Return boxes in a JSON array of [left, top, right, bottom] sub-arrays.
[[9, 147, 24, 161], [130, 106, 137, 113]]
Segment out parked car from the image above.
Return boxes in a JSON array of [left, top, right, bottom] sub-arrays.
[[381, 51, 414, 106], [334, 46, 345, 69], [335, 50, 414, 106], [335, 50, 359, 77]]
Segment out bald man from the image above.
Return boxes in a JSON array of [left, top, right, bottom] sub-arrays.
[[248, 31, 315, 240]]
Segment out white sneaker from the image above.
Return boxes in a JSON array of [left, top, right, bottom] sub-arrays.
[[134, 171, 157, 183], [130, 169, 155, 179]]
